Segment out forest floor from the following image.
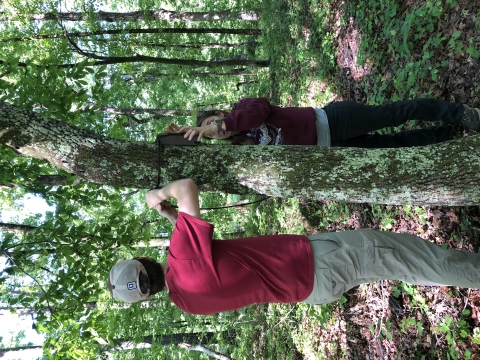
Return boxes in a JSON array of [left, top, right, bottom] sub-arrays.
[[333, 0, 480, 108], [257, 0, 480, 358]]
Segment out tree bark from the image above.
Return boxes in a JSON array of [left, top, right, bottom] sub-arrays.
[[124, 40, 261, 50], [0, 302, 98, 316], [140, 68, 257, 79], [2, 55, 269, 69], [178, 343, 231, 360], [0, 10, 260, 22], [0, 173, 82, 188], [0, 222, 37, 233], [111, 332, 216, 350], [1, 239, 170, 257], [0, 345, 43, 356], [2, 102, 480, 205], [72, 54, 269, 68], [35, 174, 81, 186], [132, 238, 170, 248], [9, 290, 43, 297], [0, 28, 263, 43], [97, 107, 192, 117], [0, 220, 170, 254]]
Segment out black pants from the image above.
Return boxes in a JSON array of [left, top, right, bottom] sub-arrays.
[[324, 99, 465, 148]]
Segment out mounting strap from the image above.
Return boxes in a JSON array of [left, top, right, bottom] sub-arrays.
[[154, 134, 199, 189]]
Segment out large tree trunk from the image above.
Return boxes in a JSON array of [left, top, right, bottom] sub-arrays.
[[0, 28, 263, 43], [0, 10, 260, 22], [1, 102, 480, 205]]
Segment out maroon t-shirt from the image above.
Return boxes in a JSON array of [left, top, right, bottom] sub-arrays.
[[166, 212, 314, 315], [222, 97, 317, 145]]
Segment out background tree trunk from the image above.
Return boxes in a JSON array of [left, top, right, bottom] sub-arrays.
[[0, 222, 37, 233], [178, 343, 231, 360], [111, 332, 216, 350], [140, 69, 257, 79], [2, 102, 480, 205], [2, 55, 269, 69], [0, 345, 43, 356], [123, 41, 261, 50], [132, 238, 170, 248], [0, 28, 263, 43], [0, 10, 260, 22], [97, 107, 192, 117]]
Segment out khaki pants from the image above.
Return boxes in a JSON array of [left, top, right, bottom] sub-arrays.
[[303, 230, 480, 305]]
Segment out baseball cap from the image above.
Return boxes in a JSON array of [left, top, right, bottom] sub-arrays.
[[108, 259, 150, 303]]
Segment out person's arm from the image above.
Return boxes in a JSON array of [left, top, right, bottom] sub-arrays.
[[179, 98, 272, 141], [154, 201, 178, 226], [145, 179, 201, 220]]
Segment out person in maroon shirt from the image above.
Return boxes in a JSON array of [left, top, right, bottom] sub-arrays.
[[108, 179, 480, 315], [167, 97, 480, 148]]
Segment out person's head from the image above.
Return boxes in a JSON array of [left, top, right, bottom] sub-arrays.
[[107, 257, 166, 303], [195, 110, 236, 140], [195, 109, 252, 144], [196, 109, 228, 127]]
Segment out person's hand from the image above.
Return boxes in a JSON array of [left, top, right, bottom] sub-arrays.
[[179, 123, 217, 141], [145, 189, 164, 208], [155, 201, 178, 220], [166, 122, 182, 134]]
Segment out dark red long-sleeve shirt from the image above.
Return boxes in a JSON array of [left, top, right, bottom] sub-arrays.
[[222, 98, 317, 145]]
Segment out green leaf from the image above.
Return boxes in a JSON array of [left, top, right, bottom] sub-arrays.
[[466, 46, 480, 58], [417, 323, 423, 335], [452, 30, 462, 40]]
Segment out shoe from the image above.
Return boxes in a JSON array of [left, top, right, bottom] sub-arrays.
[[462, 105, 480, 131]]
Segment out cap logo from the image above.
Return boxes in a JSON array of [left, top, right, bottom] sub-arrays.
[[127, 281, 137, 290]]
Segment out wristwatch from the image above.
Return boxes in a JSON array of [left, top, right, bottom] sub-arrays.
[[212, 119, 223, 132]]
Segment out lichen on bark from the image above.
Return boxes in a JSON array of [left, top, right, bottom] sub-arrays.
[[1, 102, 480, 205]]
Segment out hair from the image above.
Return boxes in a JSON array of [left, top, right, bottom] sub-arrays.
[[195, 108, 254, 145], [195, 109, 229, 127], [136, 257, 166, 296]]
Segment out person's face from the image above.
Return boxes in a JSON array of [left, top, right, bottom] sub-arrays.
[[200, 112, 237, 140]]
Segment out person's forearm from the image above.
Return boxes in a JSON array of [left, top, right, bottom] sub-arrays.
[[146, 179, 200, 219], [147, 179, 191, 205], [165, 211, 178, 226]]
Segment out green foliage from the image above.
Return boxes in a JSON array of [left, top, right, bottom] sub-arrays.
[[435, 310, 472, 360], [1, 0, 479, 358], [316, 201, 352, 231]]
